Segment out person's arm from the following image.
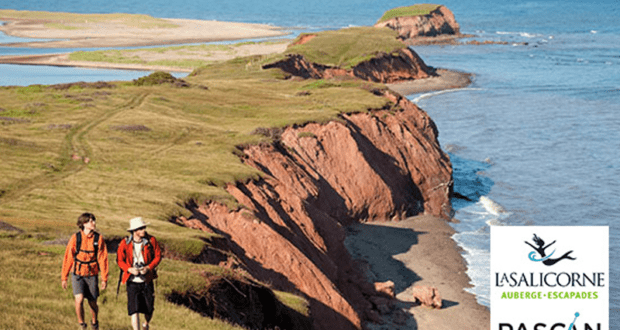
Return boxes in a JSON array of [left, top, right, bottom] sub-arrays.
[[98, 234, 109, 289], [116, 239, 131, 272], [61, 234, 77, 289], [146, 236, 162, 271], [117, 239, 140, 277]]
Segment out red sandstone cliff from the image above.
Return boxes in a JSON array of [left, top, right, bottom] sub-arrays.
[[374, 5, 460, 40], [175, 89, 453, 329], [263, 47, 437, 83]]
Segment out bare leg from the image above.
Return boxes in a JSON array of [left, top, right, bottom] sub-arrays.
[[131, 313, 141, 330], [143, 313, 152, 329], [87, 299, 99, 325], [74, 294, 85, 324]]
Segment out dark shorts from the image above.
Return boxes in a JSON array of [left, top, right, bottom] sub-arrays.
[[127, 281, 155, 316], [71, 274, 99, 301]]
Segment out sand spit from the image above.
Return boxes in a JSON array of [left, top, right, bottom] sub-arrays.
[[0, 17, 288, 48]]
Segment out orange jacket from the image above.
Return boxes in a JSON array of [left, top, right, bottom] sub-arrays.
[[116, 234, 161, 284], [61, 230, 109, 282]]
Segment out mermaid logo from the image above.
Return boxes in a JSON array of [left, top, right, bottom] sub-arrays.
[[525, 234, 576, 266]]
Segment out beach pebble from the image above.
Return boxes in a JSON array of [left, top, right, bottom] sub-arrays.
[[374, 280, 395, 298]]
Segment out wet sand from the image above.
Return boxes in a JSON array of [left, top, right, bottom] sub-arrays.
[[387, 69, 474, 96]]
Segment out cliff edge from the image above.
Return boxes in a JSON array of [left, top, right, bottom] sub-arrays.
[[176, 91, 453, 329], [375, 4, 460, 41], [263, 27, 437, 84], [174, 27, 455, 330]]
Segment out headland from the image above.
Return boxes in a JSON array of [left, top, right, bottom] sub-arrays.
[[0, 7, 487, 330]]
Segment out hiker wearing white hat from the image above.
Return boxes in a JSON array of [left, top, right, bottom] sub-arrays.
[[117, 217, 161, 330]]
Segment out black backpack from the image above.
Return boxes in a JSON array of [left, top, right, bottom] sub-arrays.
[[73, 231, 100, 276]]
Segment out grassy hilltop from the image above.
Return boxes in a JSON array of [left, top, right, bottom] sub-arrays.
[[376, 4, 441, 23], [0, 25, 405, 329]]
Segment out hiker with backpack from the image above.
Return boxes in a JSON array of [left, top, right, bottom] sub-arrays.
[[117, 217, 162, 330], [61, 212, 109, 330]]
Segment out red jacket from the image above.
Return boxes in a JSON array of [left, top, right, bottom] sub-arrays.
[[116, 234, 161, 284]]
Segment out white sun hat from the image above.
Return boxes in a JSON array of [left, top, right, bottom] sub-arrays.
[[127, 217, 150, 232]]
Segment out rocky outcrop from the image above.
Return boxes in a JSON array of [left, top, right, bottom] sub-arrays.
[[174, 89, 453, 330], [263, 47, 436, 83], [375, 5, 460, 41], [411, 286, 443, 309]]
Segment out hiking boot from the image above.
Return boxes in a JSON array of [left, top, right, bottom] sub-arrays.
[[79, 323, 87, 330], [91, 321, 99, 330]]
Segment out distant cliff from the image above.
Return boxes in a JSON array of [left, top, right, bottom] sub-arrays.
[[263, 26, 438, 84], [263, 47, 436, 83], [375, 5, 460, 41]]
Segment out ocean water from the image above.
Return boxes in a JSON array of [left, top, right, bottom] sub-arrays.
[[1, 0, 618, 324]]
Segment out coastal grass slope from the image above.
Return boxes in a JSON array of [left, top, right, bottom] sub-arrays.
[[0, 232, 308, 330], [67, 40, 290, 70], [0, 59, 387, 235], [283, 27, 405, 69], [376, 4, 441, 23], [0, 48, 387, 327], [0, 21, 431, 328], [62, 27, 405, 72]]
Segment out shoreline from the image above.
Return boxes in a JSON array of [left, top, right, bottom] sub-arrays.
[[0, 52, 473, 96], [345, 215, 490, 329], [386, 69, 474, 96]]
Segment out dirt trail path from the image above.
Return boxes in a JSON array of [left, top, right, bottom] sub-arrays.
[[0, 92, 150, 204]]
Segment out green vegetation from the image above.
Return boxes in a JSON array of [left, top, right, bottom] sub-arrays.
[[297, 132, 317, 139], [0, 61, 385, 231], [43, 22, 82, 30], [0, 10, 178, 29], [0, 234, 307, 330], [283, 27, 404, 69], [68, 41, 290, 70], [0, 26, 395, 328], [377, 4, 442, 23], [70, 49, 146, 65]]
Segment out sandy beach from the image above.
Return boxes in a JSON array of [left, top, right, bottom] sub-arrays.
[[0, 17, 288, 48], [346, 215, 490, 329], [386, 69, 473, 96]]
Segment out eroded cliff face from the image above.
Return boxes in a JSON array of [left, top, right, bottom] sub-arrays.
[[263, 48, 436, 83], [374, 5, 460, 40], [176, 90, 453, 330]]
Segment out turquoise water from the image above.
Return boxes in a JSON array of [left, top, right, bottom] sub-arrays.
[[1, 0, 618, 324]]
